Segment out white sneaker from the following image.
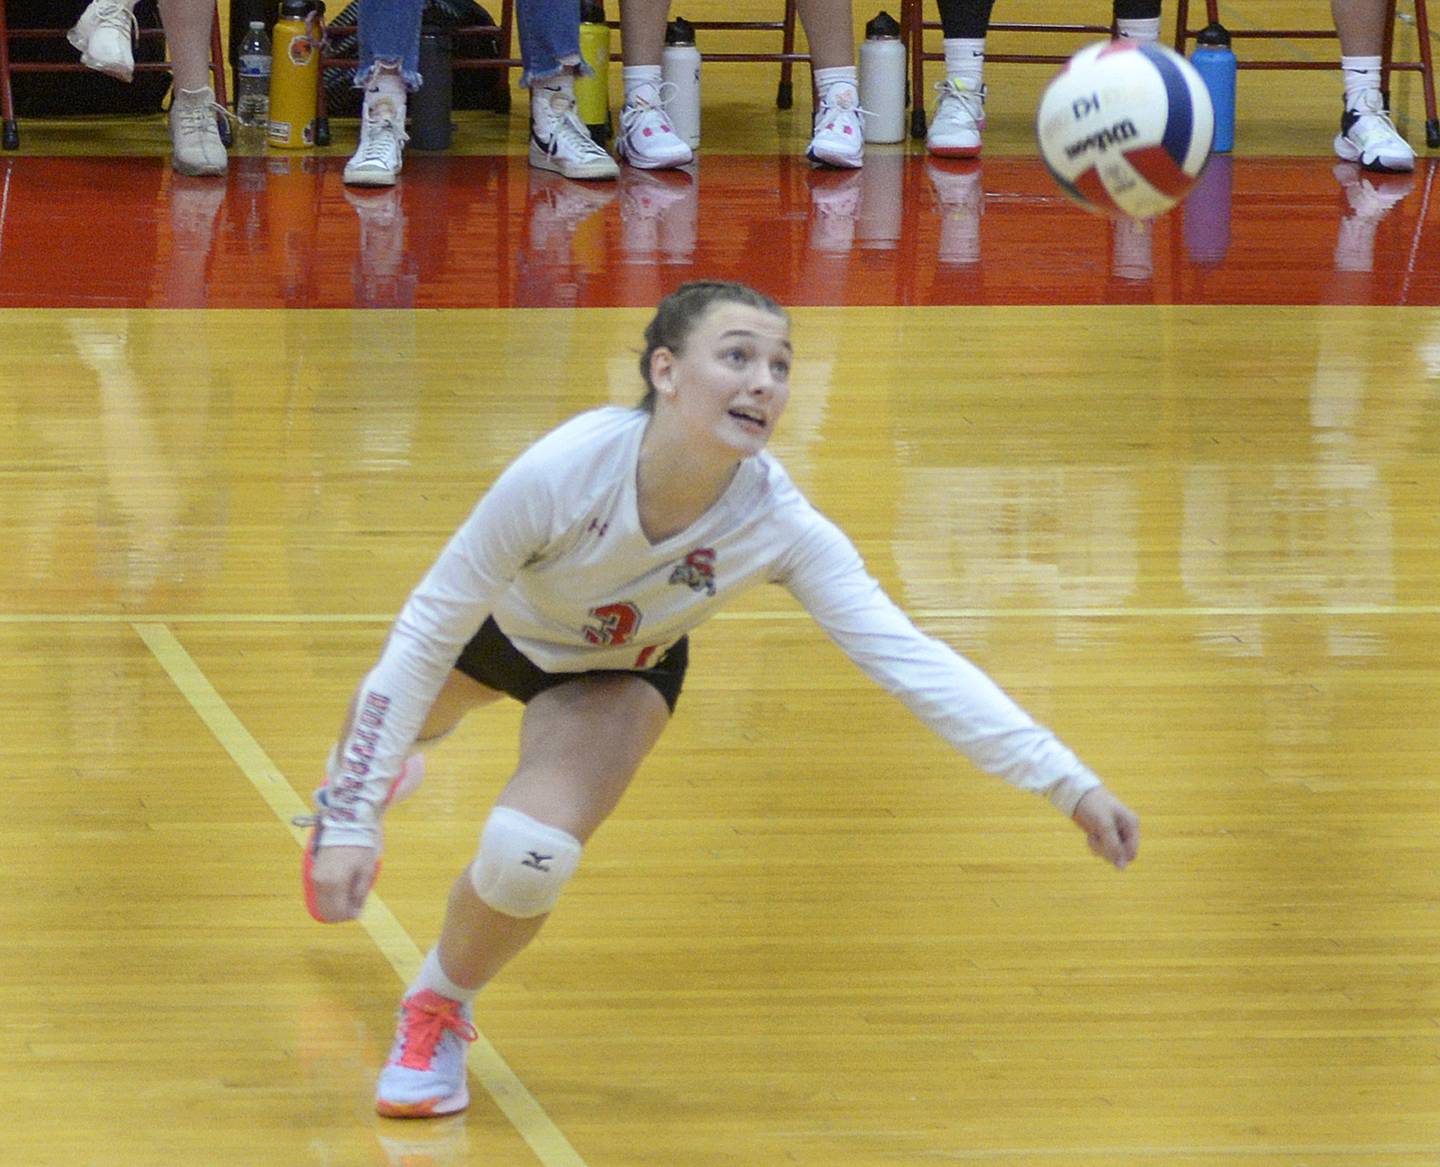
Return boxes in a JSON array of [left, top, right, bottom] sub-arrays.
[[169, 87, 229, 177], [529, 89, 619, 180], [807, 84, 866, 169], [68, 0, 137, 82], [375, 990, 478, 1118], [1334, 89, 1416, 173], [344, 96, 409, 186], [927, 77, 985, 158], [616, 86, 694, 170]]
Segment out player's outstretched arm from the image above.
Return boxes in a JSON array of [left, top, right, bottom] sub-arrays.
[[1071, 787, 1140, 871]]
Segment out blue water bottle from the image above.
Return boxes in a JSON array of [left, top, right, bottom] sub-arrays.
[[1192, 22, 1236, 153]]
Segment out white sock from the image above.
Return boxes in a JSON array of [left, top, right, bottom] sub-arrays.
[[813, 65, 859, 106], [943, 38, 985, 88], [365, 63, 407, 110], [1341, 55, 1383, 110], [532, 70, 575, 111], [1116, 17, 1161, 43], [623, 65, 663, 107], [409, 947, 481, 1005]]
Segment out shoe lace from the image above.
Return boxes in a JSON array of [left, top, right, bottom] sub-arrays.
[[815, 88, 871, 133], [544, 99, 608, 161], [94, 0, 139, 44], [175, 90, 235, 137], [934, 78, 984, 120], [397, 995, 479, 1070], [620, 82, 681, 135], [355, 112, 408, 167]]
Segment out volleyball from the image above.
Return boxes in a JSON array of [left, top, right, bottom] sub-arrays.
[[1036, 40, 1215, 220]]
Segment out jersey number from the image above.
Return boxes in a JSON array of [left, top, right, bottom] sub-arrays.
[[584, 602, 641, 647]]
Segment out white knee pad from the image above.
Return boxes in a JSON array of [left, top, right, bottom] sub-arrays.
[[469, 807, 582, 918]]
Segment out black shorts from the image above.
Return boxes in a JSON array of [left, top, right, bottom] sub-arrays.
[[453, 616, 689, 714]]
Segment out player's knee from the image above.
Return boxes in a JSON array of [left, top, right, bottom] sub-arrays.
[[468, 806, 582, 918]]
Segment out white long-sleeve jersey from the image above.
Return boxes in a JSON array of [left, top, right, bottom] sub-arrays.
[[322, 406, 1102, 845]]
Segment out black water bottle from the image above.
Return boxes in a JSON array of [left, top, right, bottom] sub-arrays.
[[411, 27, 454, 150]]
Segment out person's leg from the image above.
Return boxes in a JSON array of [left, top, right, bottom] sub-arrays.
[[375, 674, 671, 1117], [1112, 0, 1161, 43], [345, 0, 426, 186], [160, 0, 226, 176], [613, 0, 693, 169], [801, 0, 864, 168], [927, 0, 993, 157], [1331, 0, 1415, 171], [525, 0, 622, 178]]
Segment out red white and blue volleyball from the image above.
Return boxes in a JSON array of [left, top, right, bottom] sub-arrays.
[[1036, 40, 1215, 220]]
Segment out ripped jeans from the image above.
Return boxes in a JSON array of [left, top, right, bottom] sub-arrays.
[[353, 0, 587, 92]]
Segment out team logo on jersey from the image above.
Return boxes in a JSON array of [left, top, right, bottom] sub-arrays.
[[669, 548, 717, 596]]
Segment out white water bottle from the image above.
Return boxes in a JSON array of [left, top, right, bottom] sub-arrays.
[[661, 17, 701, 149], [858, 10, 905, 143]]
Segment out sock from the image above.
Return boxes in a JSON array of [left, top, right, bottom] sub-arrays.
[[531, 73, 574, 133], [1341, 55, 1383, 110], [409, 947, 481, 1005], [1116, 17, 1161, 43], [813, 65, 859, 106], [364, 64, 406, 119], [623, 65, 663, 107], [943, 38, 985, 88]]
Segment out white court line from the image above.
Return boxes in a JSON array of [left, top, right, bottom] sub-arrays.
[[131, 621, 590, 1167], [3, 604, 1440, 626]]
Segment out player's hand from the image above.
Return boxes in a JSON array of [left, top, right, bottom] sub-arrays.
[[307, 844, 381, 922], [1072, 787, 1140, 871]]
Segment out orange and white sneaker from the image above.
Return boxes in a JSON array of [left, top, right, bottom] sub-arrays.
[[375, 989, 478, 1118], [298, 753, 425, 922]]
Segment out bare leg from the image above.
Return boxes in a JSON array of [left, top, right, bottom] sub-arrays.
[[797, 0, 855, 70], [621, 0, 671, 66], [435, 674, 671, 989], [1331, 0, 1386, 55], [157, 0, 214, 91]]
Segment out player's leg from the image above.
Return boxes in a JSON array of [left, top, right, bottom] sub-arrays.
[[375, 672, 673, 1117]]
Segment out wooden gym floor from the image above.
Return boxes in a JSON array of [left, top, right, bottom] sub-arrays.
[[2, 4, 1439, 1165]]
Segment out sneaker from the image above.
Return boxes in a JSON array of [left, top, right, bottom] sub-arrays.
[[616, 86, 694, 170], [299, 754, 425, 923], [1334, 89, 1416, 173], [68, 0, 137, 83], [345, 96, 409, 186], [807, 84, 866, 169], [529, 89, 620, 181], [169, 87, 229, 177], [927, 77, 985, 158], [375, 990, 478, 1118]]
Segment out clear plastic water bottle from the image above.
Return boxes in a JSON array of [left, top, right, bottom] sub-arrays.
[[236, 21, 272, 129]]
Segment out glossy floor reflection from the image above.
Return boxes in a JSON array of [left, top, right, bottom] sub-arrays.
[[2, 152, 1438, 308]]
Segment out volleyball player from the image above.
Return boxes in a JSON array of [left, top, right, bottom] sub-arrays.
[[301, 280, 1140, 1117]]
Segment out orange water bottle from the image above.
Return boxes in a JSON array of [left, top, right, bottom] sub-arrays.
[[268, 0, 321, 149]]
